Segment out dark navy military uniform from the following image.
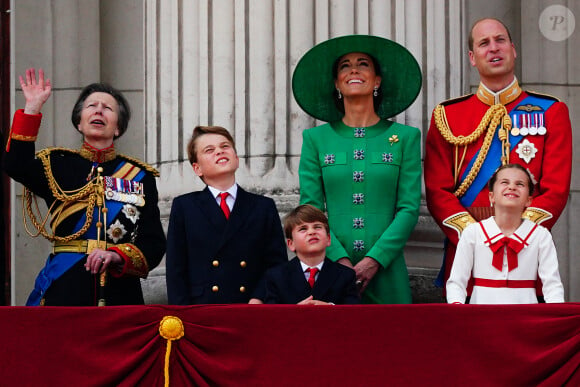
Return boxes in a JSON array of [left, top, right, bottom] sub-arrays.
[[4, 109, 166, 306]]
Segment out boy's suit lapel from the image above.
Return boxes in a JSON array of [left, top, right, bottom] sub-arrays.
[[196, 185, 254, 250], [194, 188, 231, 254], [312, 258, 337, 298], [196, 187, 228, 229], [288, 257, 337, 301], [221, 186, 252, 244], [288, 258, 312, 298]]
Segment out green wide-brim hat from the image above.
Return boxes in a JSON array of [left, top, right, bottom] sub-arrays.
[[292, 35, 422, 122]]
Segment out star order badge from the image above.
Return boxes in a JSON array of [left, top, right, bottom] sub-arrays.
[[107, 220, 127, 243], [516, 139, 537, 163], [122, 204, 141, 224]]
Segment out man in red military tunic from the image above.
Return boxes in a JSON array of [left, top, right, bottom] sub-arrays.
[[424, 18, 572, 294]]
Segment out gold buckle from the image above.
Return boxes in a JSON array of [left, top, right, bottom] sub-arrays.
[[87, 239, 107, 253]]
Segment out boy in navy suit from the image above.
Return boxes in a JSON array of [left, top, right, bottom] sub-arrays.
[[262, 205, 360, 304], [166, 126, 287, 304]]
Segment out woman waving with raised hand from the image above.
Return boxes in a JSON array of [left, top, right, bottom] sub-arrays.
[[5, 68, 166, 306]]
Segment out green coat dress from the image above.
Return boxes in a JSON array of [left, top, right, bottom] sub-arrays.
[[299, 119, 421, 304]]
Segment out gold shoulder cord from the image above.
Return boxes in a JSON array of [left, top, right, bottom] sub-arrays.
[[434, 104, 512, 198], [23, 148, 104, 242]]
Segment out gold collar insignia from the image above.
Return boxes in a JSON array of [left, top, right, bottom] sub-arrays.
[[79, 141, 116, 163], [476, 78, 522, 106]]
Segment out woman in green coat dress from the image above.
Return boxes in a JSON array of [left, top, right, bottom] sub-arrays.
[[292, 35, 422, 303]]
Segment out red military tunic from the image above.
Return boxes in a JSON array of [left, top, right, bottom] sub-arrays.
[[424, 79, 572, 287]]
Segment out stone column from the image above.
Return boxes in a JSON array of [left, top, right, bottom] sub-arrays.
[[465, 0, 579, 301], [11, 0, 103, 305], [520, 1, 579, 301], [145, 0, 465, 302]]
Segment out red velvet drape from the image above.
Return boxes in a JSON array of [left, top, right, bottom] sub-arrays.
[[1, 304, 579, 386]]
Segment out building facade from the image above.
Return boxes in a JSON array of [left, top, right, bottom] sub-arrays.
[[5, 0, 579, 304]]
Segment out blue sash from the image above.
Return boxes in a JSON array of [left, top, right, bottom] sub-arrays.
[[434, 95, 555, 289], [26, 162, 146, 305], [459, 95, 555, 207]]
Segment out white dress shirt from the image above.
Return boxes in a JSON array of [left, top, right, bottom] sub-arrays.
[[208, 183, 238, 212]]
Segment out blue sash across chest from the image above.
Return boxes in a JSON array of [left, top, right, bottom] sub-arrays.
[[459, 95, 555, 207], [26, 161, 146, 306]]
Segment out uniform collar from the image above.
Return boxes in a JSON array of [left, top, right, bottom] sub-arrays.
[[79, 141, 117, 163], [476, 78, 522, 106]]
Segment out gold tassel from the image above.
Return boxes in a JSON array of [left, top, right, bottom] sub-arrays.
[[159, 316, 185, 387]]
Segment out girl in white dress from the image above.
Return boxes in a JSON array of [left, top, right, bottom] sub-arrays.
[[447, 164, 564, 304]]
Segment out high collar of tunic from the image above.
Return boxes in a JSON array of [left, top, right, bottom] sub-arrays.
[[476, 78, 522, 106], [332, 119, 391, 139], [79, 141, 116, 163]]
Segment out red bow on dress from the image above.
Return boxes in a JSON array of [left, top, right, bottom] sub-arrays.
[[489, 237, 524, 272]]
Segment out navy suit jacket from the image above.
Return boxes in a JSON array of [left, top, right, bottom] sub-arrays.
[[166, 186, 287, 304], [263, 257, 360, 304]]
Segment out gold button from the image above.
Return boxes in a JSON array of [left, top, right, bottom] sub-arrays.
[[240, 261, 247, 268], [212, 285, 219, 292], [212, 260, 219, 267], [239, 286, 246, 293]]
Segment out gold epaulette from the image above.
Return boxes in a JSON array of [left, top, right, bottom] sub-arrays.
[[438, 93, 474, 107], [35, 148, 159, 177], [118, 154, 160, 177], [525, 90, 560, 103], [522, 207, 553, 225], [35, 146, 79, 159], [443, 211, 476, 238]]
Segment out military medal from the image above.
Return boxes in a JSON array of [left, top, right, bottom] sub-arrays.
[[516, 139, 537, 163], [104, 176, 146, 206], [537, 114, 547, 135], [529, 114, 538, 135], [519, 114, 529, 136], [510, 114, 520, 136]]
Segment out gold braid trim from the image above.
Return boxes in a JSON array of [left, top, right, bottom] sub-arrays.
[[522, 207, 553, 225], [23, 148, 102, 242], [442, 211, 476, 237], [434, 104, 511, 197], [22, 148, 156, 242], [10, 133, 37, 142], [109, 244, 149, 278], [23, 186, 97, 242]]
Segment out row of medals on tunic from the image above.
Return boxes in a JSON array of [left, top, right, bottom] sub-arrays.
[[511, 113, 547, 164], [103, 176, 145, 243]]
